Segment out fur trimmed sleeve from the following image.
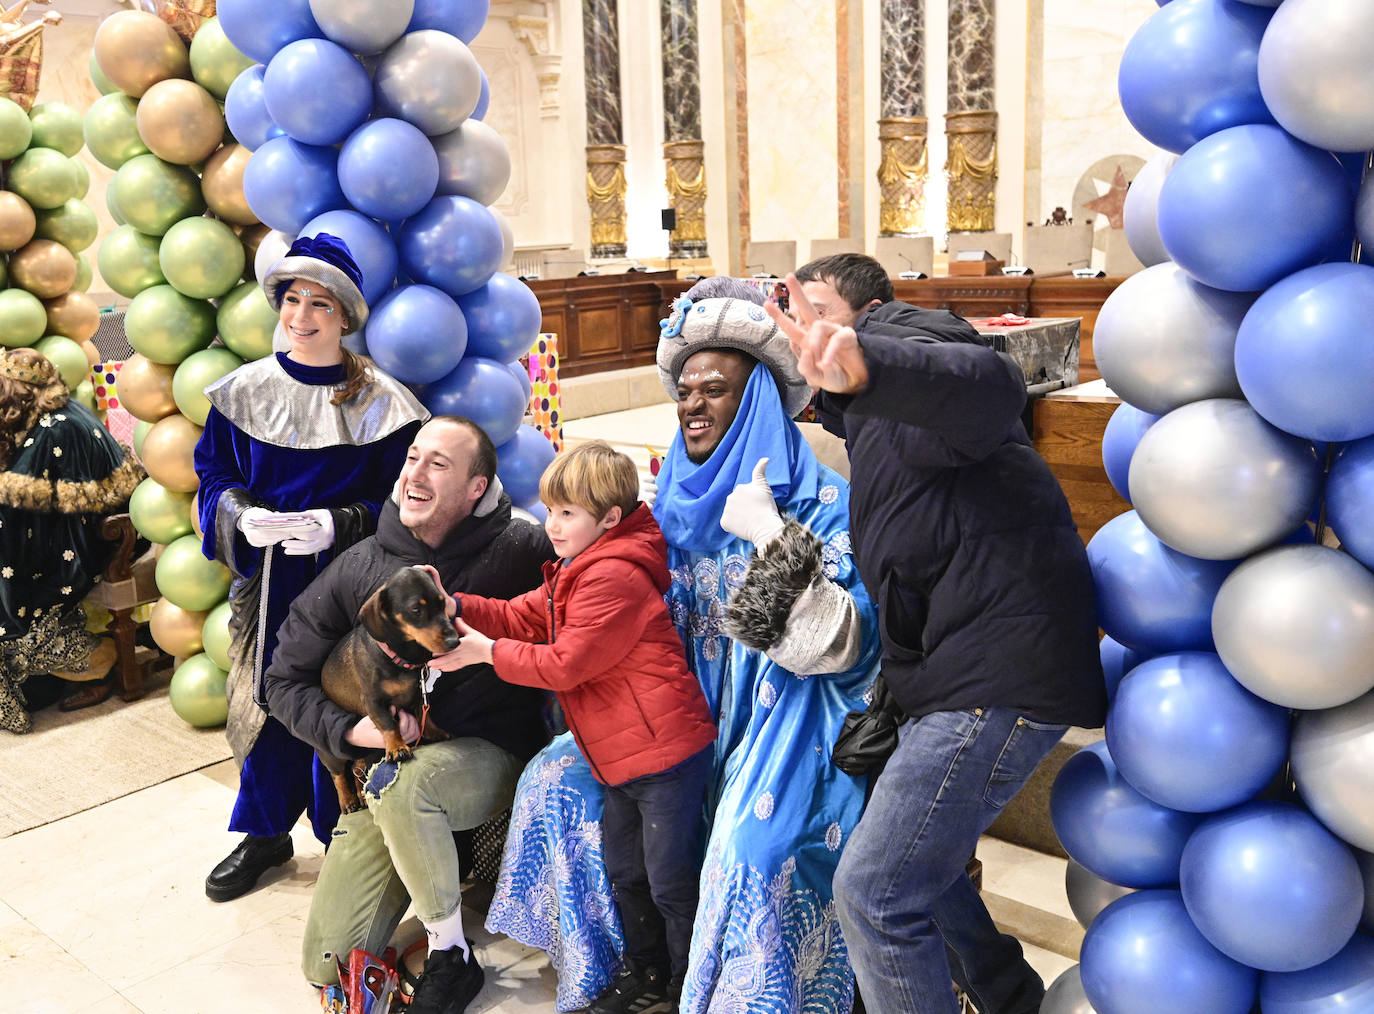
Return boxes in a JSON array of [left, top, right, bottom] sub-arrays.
[[725, 516, 862, 675]]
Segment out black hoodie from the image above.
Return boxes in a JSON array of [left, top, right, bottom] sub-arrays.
[[263, 495, 556, 763]]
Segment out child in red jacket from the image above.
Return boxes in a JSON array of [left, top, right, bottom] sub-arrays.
[[438, 440, 716, 1013]]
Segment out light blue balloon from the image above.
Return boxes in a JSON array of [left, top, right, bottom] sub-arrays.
[[1107, 651, 1289, 813], [496, 425, 556, 506], [408, 0, 490, 43], [507, 359, 532, 402], [1101, 403, 1159, 504], [364, 284, 467, 385], [473, 70, 490, 120], [1235, 262, 1374, 442], [1181, 802, 1363, 972], [419, 355, 526, 446], [338, 118, 438, 222], [1327, 435, 1374, 571], [224, 65, 284, 151], [263, 39, 372, 147], [300, 209, 398, 305], [1100, 635, 1146, 703], [242, 136, 345, 234], [1080, 891, 1257, 1014], [1157, 124, 1352, 292], [1050, 741, 1204, 888], [1260, 934, 1374, 1014], [397, 195, 503, 298], [1118, 0, 1275, 154], [217, 0, 321, 65], [457, 272, 541, 363]]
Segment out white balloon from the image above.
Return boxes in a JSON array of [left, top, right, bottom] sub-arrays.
[[1258, 0, 1374, 152], [1213, 545, 1374, 710], [433, 119, 511, 206], [309, 0, 414, 55], [254, 229, 293, 286], [1092, 263, 1253, 415], [1292, 690, 1374, 853], [1122, 151, 1177, 269], [375, 30, 482, 136]]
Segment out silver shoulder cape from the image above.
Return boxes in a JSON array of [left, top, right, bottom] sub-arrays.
[[203, 355, 430, 449]]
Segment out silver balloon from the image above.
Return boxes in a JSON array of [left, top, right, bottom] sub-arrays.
[[1122, 151, 1177, 269], [309, 0, 414, 55], [1292, 689, 1374, 854], [1041, 965, 1098, 1014], [1128, 398, 1321, 560], [254, 228, 293, 286], [433, 119, 511, 206], [375, 30, 481, 137], [1359, 849, 1374, 933], [1213, 546, 1374, 710], [489, 206, 515, 269], [1093, 263, 1253, 415], [1258, 0, 1374, 152], [1066, 858, 1134, 931]]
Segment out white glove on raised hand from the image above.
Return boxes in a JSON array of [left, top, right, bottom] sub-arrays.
[[638, 471, 658, 509], [281, 508, 336, 556], [720, 458, 785, 550], [238, 507, 295, 547]]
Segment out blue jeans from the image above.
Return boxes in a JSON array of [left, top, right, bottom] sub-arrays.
[[834, 708, 1067, 1014]]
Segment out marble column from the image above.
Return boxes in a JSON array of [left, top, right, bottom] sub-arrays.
[[661, 0, 707, 260], [878, 0, 927, 236], [945, 0, 997, 233], [583, 0, 627, 259]]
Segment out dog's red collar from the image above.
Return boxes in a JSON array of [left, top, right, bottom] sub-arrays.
[[374, 637, 426, 670]]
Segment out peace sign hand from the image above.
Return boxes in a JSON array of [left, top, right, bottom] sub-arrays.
[[765, 273, 870, 395]]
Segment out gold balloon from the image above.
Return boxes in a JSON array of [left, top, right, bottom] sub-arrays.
[[142, 413, 203, 493], [237, 222, 270, 276], [0, 191, 35, 251], [190, 490, 203, 540], [136, 79, 225, 167], [116, 353, 179, 423], [81, 339, 101, 369], [9, 239, 77, 299], [44, 291, 99, 342], [149, 596, 208, 658], [201, 143, 257, 226], [93, 10, 191, 99]]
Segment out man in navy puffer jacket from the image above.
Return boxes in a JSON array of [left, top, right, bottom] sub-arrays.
[[775, 254, 1106, 1014]]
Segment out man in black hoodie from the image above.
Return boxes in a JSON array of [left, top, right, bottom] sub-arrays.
[[775, 255, 1106, 1014], [262, 415, 554, 1014]]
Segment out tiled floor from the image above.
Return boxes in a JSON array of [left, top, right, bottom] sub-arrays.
[[0, 405, 1080, 1011]]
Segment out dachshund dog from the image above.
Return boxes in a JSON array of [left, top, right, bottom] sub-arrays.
[[319, 565, 459, 813]]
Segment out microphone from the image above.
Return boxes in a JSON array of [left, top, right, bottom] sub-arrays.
[[896, 251, 926, 281]]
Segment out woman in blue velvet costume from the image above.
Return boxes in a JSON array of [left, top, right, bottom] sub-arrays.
[[487, 286, 881, 1013], [193, 234, 428, 903]]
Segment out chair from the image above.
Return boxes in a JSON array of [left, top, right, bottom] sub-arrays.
[[541, 248, 588, 279], [83, 514, 163, 701], [744, 240, 797, 278], [874, 236, 935, 278], [946, 231, 1013, 267], [1022, 223, 1093, 275], [807, 238, 862, 262]]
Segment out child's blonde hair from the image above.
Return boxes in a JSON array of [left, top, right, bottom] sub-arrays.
[[539, 440, 640, 521]]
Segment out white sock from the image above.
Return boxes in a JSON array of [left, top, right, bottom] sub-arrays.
[[423, 906, 469, 958]]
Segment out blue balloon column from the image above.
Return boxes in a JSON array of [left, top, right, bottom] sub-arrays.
[[1048, 2, 1374, 1011], [219, 0, 554, 517]]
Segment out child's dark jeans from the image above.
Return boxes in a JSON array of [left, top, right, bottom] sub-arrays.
[[601, 744, 713, 977]]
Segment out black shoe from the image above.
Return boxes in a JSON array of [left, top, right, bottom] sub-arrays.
[[667, 971, 685, 1013], [410, 941, 485, 1014], [204, 833, 293, 902], [589, 962, 667, 1014]]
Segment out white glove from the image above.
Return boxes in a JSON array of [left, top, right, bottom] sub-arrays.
[[281, 508, 336, 556], [720, 458, 785, 550], [238, 507, 295, 547], [638, 471, 658, 509]]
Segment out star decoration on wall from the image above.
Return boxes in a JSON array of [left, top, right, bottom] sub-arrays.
[[1084, 165, 1131, 230]]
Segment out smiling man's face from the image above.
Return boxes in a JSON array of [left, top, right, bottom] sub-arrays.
[[396, 419, 488, 547], [676, 349, 754, 464]]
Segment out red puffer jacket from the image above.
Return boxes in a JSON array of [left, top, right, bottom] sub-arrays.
[[457, 504, 716, 786]]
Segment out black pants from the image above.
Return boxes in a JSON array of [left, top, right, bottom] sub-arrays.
[[601, 745, 712, 977]]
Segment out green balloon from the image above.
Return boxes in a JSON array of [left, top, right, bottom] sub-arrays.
[[82, 93, 148, 171], [8, 147, 78, 210], [169, 652, 228, 727], [106, 184, 126, 226], [125, 284, 216, 364], [0, 288, 48, 347], [189, 17, 255, 101], [159, 217, 245, 300], [73, 253, 92, 292], [201, 599, 231, 671], [173, 346, 243, 425], [69, 158, 90, 200], [133, 418, 153, 459], [111, 154, 205, 237], [88, 50, 119, 97], [0, 95, 32, 159], [129, 476, 194, 544], [216, 281, 277, 361], [156, 534, 231, 612], [99, 224, 167, 298], [33, 334, 89, 389], [28, 102, 84, 158], [74, 379, 97, 413], [35, 198, 98, 253]]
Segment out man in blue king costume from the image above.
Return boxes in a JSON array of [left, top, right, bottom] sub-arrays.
[[193, 234, 428, 901]]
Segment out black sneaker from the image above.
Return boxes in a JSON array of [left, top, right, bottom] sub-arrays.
[[588, 962, 667, 1014], [409, 941, 485, 1014], [666, 971, 685, 1013]]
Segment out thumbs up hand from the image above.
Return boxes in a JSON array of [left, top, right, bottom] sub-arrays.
[[721, 458, 786, 550]]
